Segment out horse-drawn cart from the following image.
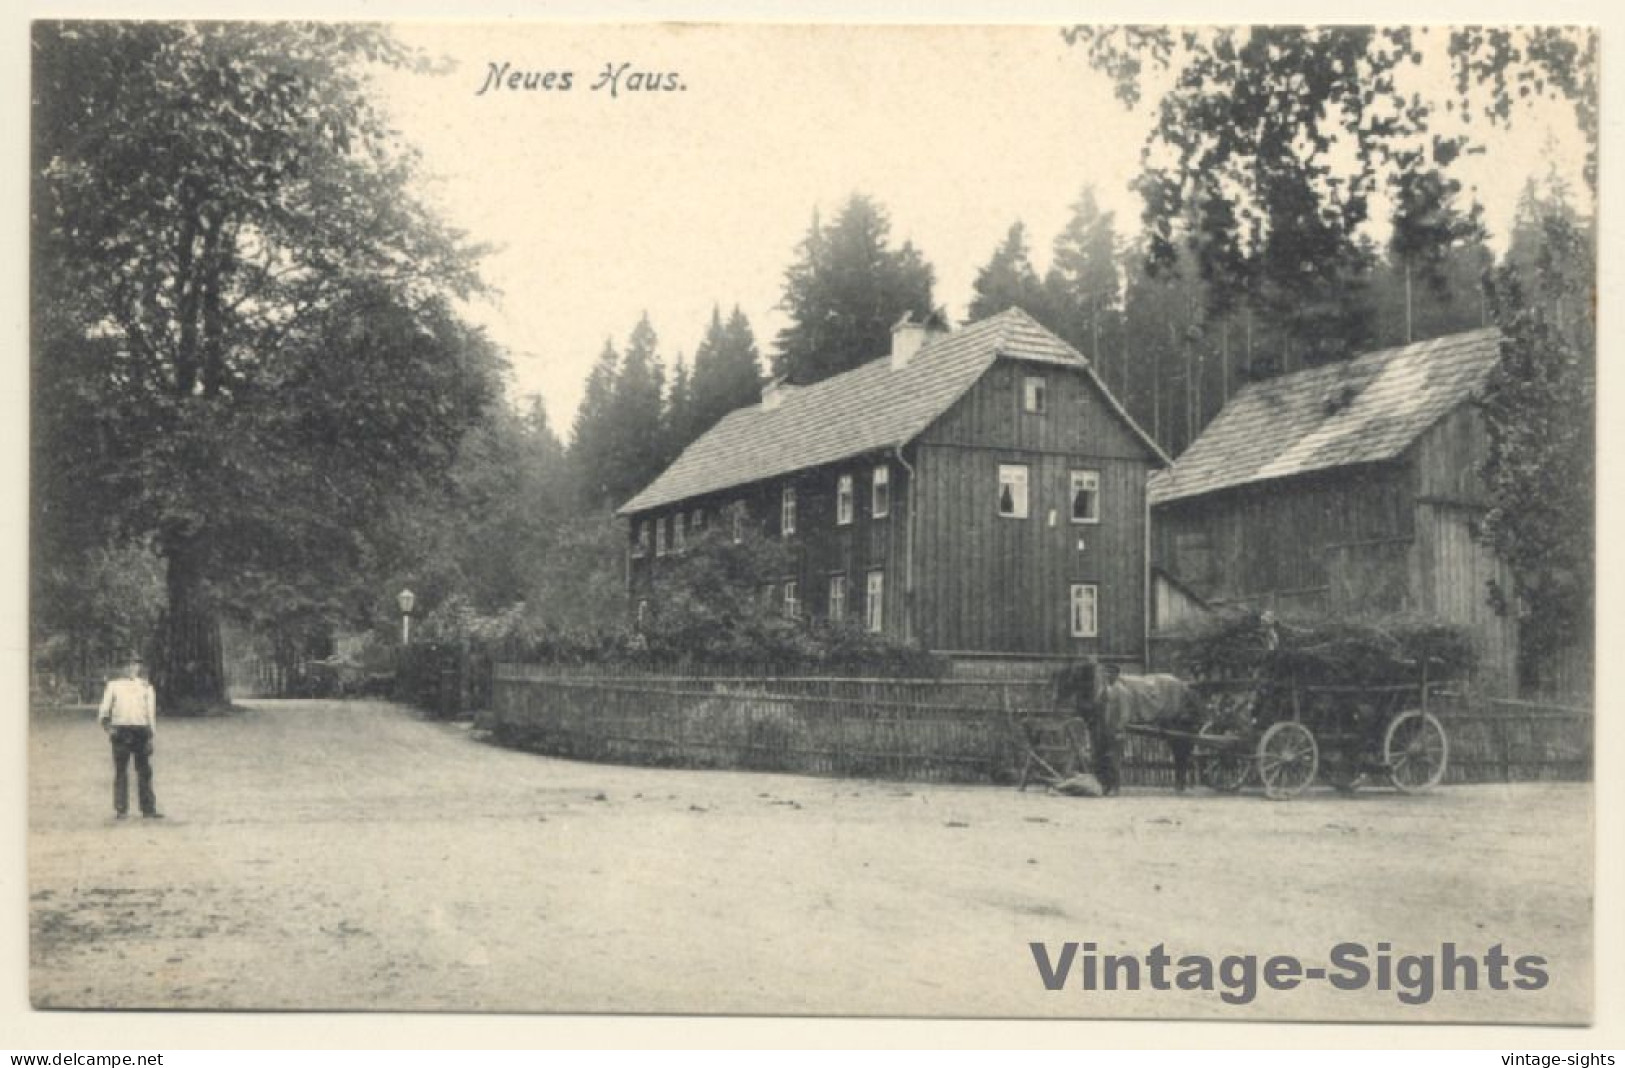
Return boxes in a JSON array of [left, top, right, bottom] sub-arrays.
[[1127, 673, 1456, 800]]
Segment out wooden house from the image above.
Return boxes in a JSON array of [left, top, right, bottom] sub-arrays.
[[1148, 329, 1522, 695], [617, 308, 1169, 668]]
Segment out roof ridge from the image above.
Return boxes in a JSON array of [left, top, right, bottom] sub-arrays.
[[617, 304, 1158, 515]]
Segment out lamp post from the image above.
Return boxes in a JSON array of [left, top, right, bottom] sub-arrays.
[[397, 588, 415, 646]]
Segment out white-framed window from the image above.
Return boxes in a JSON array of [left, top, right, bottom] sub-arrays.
[[732, 501, 746, 544], [828, 574, 847, 621], [872, 464, 891, 518], [691, 507, 704, 531], [836, 474, 854, 526], [1023, 375, 1047, 414], [783, 580, 800, 620], [655, 516, 669, 556], [673, 512, 686, 552], [781, 484, 797, 536], [998, 464, 1029, 519], [1069, 470, 1101, 524], [1069, 583, 1099, 638], [865, 570, 885, 633], [632, 521, 650, 558]]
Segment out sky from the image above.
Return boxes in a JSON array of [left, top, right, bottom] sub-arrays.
[[368, 23, 1593, 438]]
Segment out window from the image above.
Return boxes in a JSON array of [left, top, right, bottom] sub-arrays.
[[655, 516, 669, 556], [872, 465, 891, 518], [836, 474, 854, 526], [673, 512, 686, 552], [1069, 470, 1101, 524], [1069, 583, 1099, 638], [635, 599, 649, 629], [828, 574, 847, 621], [783, 580, 800, 620], [760, 583, 775, 608], [632, 521, 650, 558], [865, 570, 885, 633], [997, 464, 1029, 518], [691, 507, 704, 531], [1023, 375, 1047, 414], [781, 485, 797, 536], [732, 501, 746, 543]]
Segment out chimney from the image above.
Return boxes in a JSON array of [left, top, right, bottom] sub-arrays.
[[891, 311, 945, 368], [762, 375, 791, 411]]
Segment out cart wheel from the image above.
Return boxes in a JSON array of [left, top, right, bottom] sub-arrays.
[[1257, 721, 1319, 800], [1198, 720, 1251, 793], [1384, 710, 1448, 793]]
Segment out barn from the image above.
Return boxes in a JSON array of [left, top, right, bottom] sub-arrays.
[[617, 307, 1169, 670], [1148, 328, 1524, 695]]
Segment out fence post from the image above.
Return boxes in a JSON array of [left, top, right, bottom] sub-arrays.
[[996, 684, 1012, 782], [1499, 717, 1512, 783]]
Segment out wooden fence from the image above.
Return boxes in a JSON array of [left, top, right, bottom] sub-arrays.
[[1436, 699, 1593, 784], [484, 667, 1592, 788]]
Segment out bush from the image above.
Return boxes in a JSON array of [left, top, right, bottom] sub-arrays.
[[1162, 608, 1478, 686]]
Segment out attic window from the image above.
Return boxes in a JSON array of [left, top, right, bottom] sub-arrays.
[[1023, 375, 1047, 414], [1323, 384, 1359, 416]]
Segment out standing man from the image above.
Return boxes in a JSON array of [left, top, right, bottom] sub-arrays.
[[98, 654, 162, 820], [1095, 662, 1128, 797]]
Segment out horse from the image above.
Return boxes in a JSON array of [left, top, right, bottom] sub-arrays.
[[1052, 661, 1205, 792]]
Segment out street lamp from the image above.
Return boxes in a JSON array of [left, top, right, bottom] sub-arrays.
[[397, 588, 416, 645]]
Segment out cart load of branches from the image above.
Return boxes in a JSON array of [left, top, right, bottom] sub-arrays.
[[1163, 609, 1479, 686]]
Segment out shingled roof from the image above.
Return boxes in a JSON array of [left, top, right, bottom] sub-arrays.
[[618, 307, 1166, 515], [1149, 328, 1502, 506]]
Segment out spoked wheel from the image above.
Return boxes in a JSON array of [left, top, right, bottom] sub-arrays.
[[1257, 721, 1319, 800], [1197, 720, 1252, 793], [1384, 710, 1449, 793]]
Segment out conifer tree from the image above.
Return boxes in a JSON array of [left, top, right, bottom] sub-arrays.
[[968, 221, 1053, 324], [774, 194, 935, 384]]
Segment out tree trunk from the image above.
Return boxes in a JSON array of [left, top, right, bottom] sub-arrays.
[[151, 533, 229, 715], [1404, 262, 1414, 344]]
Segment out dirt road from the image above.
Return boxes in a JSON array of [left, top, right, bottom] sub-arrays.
[[29, 699, 1592, 1021]]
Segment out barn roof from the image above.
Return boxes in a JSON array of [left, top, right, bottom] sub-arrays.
[[1149, 328, 1502, 507], [618, 307, 1168, 516]]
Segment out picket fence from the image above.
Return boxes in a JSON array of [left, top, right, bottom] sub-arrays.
[[483, 666, 1592, 788]]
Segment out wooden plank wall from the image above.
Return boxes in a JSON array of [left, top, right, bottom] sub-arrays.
[[626, 455, 910, 633], [913, 359, 1158, 660], [1153, 465, 1413, 608], [1410, 404, 1493, 505], [1406, 404, 1520, 697], [1413, 502, 1518, 696]]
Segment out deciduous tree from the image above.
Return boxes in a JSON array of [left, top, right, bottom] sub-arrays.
[[32, 22, 497, 712]]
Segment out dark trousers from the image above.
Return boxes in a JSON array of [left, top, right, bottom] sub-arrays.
[[110, 726, 157, 816], [1093, 730, 1122, 796], [1169, 738, 1194, 791]]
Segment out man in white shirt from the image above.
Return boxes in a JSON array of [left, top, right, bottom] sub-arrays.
[[97, 654, 161, 820]]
